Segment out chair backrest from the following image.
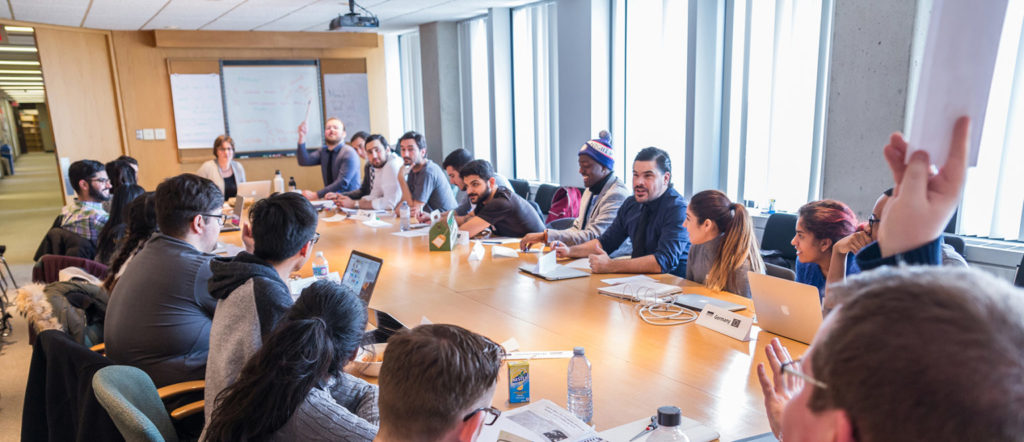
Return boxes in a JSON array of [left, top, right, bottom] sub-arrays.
[[509, 179, 530, 200], [546, 217, 575, 230], [92, 366, 180, 442], [760, 213, 798, 260], [764, 263, 796, 281], [533, 184, 559, 215], [943, 234, 966, 257], [1015, 254, 1024, 288]]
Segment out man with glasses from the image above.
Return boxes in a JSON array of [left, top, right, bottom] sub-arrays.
[[60, 159, 112, 243], [377, 324, 504, 442], [104, 173, 225, 387], [326, 134, 403, 210], [203, 192, 321, 426]]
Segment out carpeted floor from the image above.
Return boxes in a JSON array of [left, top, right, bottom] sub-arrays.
[[0, 152, 64, 441]]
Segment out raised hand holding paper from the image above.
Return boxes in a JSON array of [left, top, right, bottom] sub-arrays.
[[907, 0, 1008, 167]]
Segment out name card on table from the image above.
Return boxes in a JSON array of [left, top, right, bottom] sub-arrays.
[[696, 306, 754, 341]]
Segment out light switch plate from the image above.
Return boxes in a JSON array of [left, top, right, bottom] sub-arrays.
[[142, 129, 155, 140], [136, 129, 144, 140], [154, 128, 166, 140]]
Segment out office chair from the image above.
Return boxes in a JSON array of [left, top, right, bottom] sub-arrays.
[[764, 263, 796, 281], [509, 179, 530, 200], [533, 184, 558, 215]]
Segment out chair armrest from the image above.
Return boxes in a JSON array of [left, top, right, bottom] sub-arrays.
[[90, 343, 105, 355], [156, 380, 205, 400], [170, 400, 204, 421]]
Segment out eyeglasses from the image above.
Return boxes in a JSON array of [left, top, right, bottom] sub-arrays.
[[310, 232, 321, 244], [867, 215, 881, 231], [462, 406, 501, 426], [90, 178, 111, 184], [200, 213, 227, 226], [780, 358, 828, 390]]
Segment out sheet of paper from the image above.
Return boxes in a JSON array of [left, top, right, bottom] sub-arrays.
[[479, 237, 521, 245], [537, 250, 556, 274], [500, 337, 521, 352], [564, 258, 591, 271], [492, 245, 520, 258], [212, 241, 245, 257], [504, 350, 575, 360], [600, 275, 656, 285], [391, 228, 430, 238], [289, 272, 341, 296], [310, 199, 334, 209], [321, 214, 346, 222], [362, 219, 391, 228], [476, 400, 602, 442], [468, 241, 485, 261], [907, 0, 1009, 167]]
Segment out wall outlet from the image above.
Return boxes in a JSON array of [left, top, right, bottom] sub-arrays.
[[136, 129, 144, 140], [142, 128, 155, 140], [154, 128, 167, 140]]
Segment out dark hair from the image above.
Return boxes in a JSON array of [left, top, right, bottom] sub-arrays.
[[398, 131, 426, 151], [458, 159, 494, 181], [153, 174, 222, 238], [882, 188, 894, 197], [248, 193, 318, 262], [68, 160, 105, 195], [116, 155, 138, 167], [205, 281, 368, 441], [103, 192, 157, 293], [105, 159, 137, 189], [688, 190, 764, 292], [95, 184, 146, 265], [212, 135, 235, 158], [634, 147, 672, 175], [442, 148, 474, 172], [350, 131, 369, 143], [810, 266, 1024, 441], [797, 200, 857, 245], [379, 324, 504, 440], [364, 134, 390, 152]]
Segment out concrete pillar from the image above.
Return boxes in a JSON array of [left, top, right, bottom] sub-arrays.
[[419, 21, 463, 164]]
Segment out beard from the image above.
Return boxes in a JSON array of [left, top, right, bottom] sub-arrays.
[[325, 133, 342, 145], [469, 186, 493, 205], [89, 184, 110, 202]]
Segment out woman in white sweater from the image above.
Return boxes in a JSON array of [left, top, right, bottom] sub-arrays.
[[196, 135, 246, 199]]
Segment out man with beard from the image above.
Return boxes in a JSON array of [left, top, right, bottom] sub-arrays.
[[520, 131, 630, 250], [296, 117, 361, 199], [456, 159, 544, 238], [396, 130, 457, 218], [61, 159, 112, 243], [553, 147, 690, 276], [327, 134, 403, 210]]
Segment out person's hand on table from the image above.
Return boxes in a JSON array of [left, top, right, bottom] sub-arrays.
[[756, 337, 798, 441], [549, 240, 570, 258], [520, 231, 547, 251], [241, 223, 255, 254], [297, 121, 308, 144], [834, 231, 872, 255], [878, 116, 969, 257], [588, 244, 612, 273], [332, 195, 356, 209], [415, 210, 432, 223], [301, 189, 318, 201]]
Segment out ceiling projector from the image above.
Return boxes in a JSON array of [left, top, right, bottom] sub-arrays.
[[329, 1, 379, 30]]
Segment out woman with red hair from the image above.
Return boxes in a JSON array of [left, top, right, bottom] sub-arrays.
[[791, 199, 859, 301]]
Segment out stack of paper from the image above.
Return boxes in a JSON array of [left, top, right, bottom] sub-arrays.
[[476, 400, 605, 442]]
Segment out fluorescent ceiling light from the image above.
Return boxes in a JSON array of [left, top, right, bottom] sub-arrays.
[[0, 76, 41, 81], [0, 47, 37, 53], [0, 61, 39, 66], [4, 27, 35, 33], [0, 82, 43, 85], [0, 69, 40, 74]]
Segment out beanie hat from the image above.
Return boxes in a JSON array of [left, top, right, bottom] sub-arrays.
[[578, 130, 615, 171]]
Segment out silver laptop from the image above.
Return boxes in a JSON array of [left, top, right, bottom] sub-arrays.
[[748, 272, 823, 344], [236, 180, 271, 200], [669, 293, 745, 312], [221, 195, 244, 232], [518, 250, 589, 281]]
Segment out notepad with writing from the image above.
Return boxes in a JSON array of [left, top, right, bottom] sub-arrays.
[[598, 281, 683, 302]]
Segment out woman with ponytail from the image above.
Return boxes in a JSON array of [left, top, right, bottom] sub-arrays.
[[203, 280, 377, 441], [683, 190, 765, 297]]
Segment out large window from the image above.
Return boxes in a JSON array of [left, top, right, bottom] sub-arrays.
[[511, 2, 557, 182], [959, 0, 1024, 240], [398, 32, 424, 135], [458, 17, 492, 164]]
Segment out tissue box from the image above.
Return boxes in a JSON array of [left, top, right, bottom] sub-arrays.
[[429, 211, 457, 251]]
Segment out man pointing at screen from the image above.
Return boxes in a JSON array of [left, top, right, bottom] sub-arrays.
[[296, 117, 360, 200]]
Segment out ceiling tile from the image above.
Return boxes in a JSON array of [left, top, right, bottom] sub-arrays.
[[11, 0, 89, 27], [83, 0, 167, 30], [143, 0, 248, 30]]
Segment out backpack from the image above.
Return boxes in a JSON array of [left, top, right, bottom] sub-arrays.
[[546, 186, 582, 223]]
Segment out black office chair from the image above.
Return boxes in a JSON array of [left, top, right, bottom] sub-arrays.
[[764, 263, 796, 281], [546, 217, 575, 230], [760, 213, 798, 269], [533, 184, 558, 215], [509, 179, 530, 200], [1014, 254, 1024, 288], [942, 234, 966, 257]]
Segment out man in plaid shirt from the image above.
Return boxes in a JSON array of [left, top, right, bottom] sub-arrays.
[[61, 159, 111, 244]]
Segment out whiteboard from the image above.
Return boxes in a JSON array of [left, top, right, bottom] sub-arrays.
[[169, 74, 226, 149], [221, 63, 324, 153], [323, 73, 371, 135]]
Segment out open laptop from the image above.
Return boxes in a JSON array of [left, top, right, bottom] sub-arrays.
[[518, 250, 589, 281], [341, 250, 384, 304], [236, 180, 271, 200], [748, 272, 823, 344], [220, 195, 244, 232]]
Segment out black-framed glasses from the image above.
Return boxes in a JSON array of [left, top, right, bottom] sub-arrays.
[[867, 215, 881, 231], [90, 178, 111, 184], [462, 406, 501, 425], [200, 213, 227, 226], [310, 232, 321, 244], [780, 358, 828, 390]]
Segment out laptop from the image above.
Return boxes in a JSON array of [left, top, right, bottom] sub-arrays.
[[236, 180, 271, 200], [341, 250, 384, 304], [518, 250, 589, 281], [669, 293, 746, 312], [221, 195, 244, 232], [747, 272, 823, 344]]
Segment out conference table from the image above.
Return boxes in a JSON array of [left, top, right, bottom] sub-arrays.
[[223, 213, 808, 441]]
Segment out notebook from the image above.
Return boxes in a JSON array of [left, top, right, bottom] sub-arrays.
[[598, 281, 683, 301]]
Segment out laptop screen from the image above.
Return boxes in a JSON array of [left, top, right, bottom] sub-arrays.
[[341, 250, 383, 304]]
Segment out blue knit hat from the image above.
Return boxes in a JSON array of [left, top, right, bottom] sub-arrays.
[[578, 130, 615, 171]]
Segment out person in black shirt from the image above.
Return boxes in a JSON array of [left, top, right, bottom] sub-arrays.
[[456, 160, 545, 238]]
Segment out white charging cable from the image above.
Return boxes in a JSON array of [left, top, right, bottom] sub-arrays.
[[631, 287, 699, 326]]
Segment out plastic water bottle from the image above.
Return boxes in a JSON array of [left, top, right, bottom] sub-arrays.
[[273, 170, 285, 194], [399, 201, 411, 231], [288, 176, 297, 192], [646, 406, 691, 441], [312, 252, 329, 280], [567, 346, 593, 423]]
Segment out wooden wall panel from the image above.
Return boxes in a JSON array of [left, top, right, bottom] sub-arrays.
[[35, 27, 125, 199]]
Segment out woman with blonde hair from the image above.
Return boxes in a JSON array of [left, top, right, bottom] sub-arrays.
[[683, 190, 764, 297]]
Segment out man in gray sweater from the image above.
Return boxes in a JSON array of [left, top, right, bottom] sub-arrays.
[[520, 131, 630, 250], [203, 192, 320, 423]]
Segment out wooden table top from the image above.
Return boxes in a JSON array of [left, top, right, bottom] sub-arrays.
[[222, 215, 808, 440]]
